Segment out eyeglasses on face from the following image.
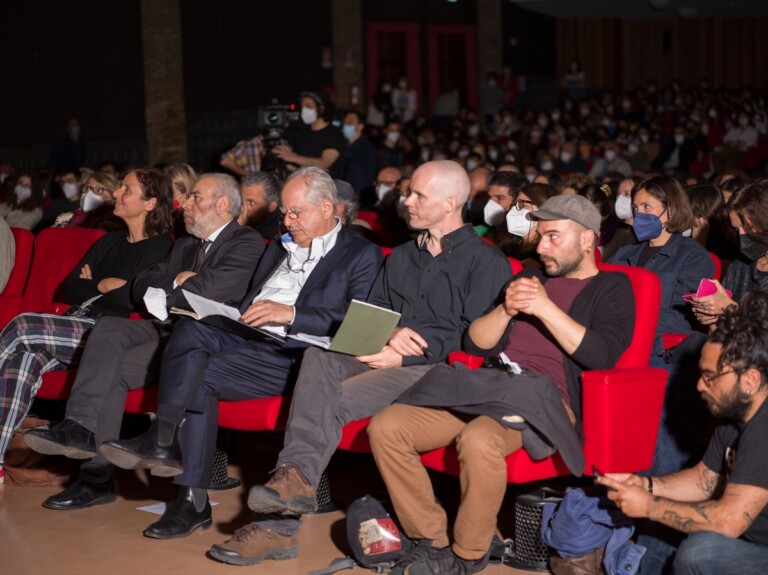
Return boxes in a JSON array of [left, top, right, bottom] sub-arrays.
[[513, 199, 534, 210], [699, 369, 738, 386]]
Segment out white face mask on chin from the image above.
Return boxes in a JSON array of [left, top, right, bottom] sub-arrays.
[[483, 200, 506, 226]]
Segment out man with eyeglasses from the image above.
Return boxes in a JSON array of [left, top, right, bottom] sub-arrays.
[[598, 291, 768, 574], [95, 166, 383, 539], [208, 160, 512, 567], [25, 172, 263, 513]]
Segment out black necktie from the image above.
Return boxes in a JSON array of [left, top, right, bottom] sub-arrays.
[[193, 239, 211, 272]]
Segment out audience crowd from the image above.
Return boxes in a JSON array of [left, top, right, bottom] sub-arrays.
[[2, 79, 768, 575]]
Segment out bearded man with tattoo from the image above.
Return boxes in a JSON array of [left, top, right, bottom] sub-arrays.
[[598, 290, 768, 574]]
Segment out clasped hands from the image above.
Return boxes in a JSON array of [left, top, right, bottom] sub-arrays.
[[502, 276, 552, 318]]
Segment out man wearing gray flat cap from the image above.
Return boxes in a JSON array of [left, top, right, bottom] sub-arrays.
[[366, 193, 637, 575]]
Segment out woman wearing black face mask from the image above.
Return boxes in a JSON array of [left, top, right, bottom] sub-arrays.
[[692, 180, 768, 328]]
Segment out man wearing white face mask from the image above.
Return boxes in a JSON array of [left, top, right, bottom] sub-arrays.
[[373, 166, 402, 209], [482, 171, 528, 241], [36, 169, 82, 232], [588, 141, 632, 180], [272, 91, 346, 179], [341, 109, 377, 196], [653, 126, 696, 173], [377, 121, 405, 169]]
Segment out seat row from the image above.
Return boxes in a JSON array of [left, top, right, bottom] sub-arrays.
[[5, 226, 667, 489]]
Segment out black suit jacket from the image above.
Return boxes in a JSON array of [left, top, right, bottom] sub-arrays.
[[132, 219, 265, 309], [239, 225, 383, 339]]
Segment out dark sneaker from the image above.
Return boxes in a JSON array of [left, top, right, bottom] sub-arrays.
[[390, 541, 449, 575], [247, 463, 317, 515], [208, 522, 299, 565], [403, 547, 488, 575], [25, 419, 96, 459]]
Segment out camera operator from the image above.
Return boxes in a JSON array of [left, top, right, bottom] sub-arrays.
[[272, 91, 345, 179]]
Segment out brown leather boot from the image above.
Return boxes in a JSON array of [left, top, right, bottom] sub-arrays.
[[247, 462, 317, 515], [208, 522, 299, 565], [549, 547, 607, 575]]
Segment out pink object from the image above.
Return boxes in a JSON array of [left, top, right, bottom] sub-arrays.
[[682, 278, 732, 302]]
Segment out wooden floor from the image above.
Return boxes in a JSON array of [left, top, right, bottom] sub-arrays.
[[0, 430, 550, 575]]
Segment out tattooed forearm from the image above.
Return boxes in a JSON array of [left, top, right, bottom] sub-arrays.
[[662, 510, 696, 533], [696, 468, 720, 496], [691, 502, 710, 521]]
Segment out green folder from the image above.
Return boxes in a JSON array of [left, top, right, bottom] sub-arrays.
[[327, 299, 401, 356]]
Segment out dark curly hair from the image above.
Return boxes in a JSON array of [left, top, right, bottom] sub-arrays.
[[131, 168, 173, 237], [710, 291, 768, 389]]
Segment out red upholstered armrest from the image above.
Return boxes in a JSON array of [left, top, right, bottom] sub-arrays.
[[217, 396, 291, 432], [581, 367, 667, 473], [339, 417, 373, 452], [662, 333, 687, 350], [447, 351, 484, 369], [45, 302, 71, 315]]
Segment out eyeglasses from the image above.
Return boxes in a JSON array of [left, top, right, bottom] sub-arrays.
[[699, 369, 738, 386], [279, 207, 305, 220], [514, 199, 535, 210], [83, 185, 110, 196]]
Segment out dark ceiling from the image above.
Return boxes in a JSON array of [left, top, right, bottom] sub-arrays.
[[509, 0, 768, 20]]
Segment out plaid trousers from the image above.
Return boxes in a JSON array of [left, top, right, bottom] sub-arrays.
[[0, 313, 96, 464]]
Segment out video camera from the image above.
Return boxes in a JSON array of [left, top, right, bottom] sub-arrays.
[[257, 101, 300, 151]]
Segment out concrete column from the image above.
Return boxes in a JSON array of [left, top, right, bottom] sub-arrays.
[[140, 0, 187, 164], [476, 0, 504, 82], [331, 0, 365, 110]]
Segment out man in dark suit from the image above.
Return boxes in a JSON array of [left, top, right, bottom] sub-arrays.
[[98, 166, 383, 539], [25, 173, 264, 509]]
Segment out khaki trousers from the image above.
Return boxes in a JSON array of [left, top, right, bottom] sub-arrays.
[[368, 404, 523, 560]]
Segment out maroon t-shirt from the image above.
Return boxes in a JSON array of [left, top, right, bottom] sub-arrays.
[[502, 276, 592, 406]]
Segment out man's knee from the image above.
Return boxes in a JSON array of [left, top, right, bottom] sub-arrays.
[[456, 420, 508, 462], [673, 532, 728, 574], [368, 405, 412, 451]]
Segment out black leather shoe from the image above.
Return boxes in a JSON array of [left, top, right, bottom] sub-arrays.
[[42, 479, 116, 510], [25, 419, 97, 459], [144, 486, 212, 539], [99, 419, 183, 477]]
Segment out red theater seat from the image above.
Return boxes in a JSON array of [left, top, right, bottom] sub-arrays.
[[19, 227, 106, 314], [339, 262, 667, 482]]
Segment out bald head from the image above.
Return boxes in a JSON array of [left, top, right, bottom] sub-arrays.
[[414, 160, 471, 208]]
